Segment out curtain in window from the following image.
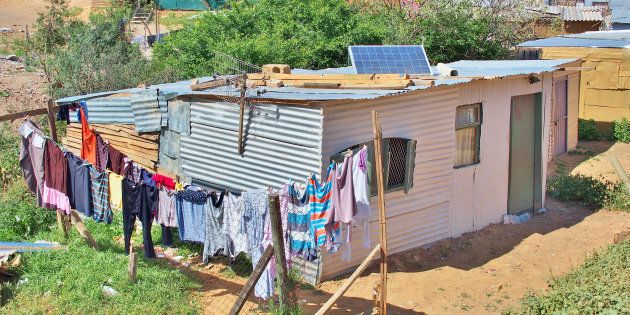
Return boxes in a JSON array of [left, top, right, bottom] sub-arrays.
[[455, 127, 477, 166]]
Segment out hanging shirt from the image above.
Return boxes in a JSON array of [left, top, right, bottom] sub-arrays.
[[127, 163, 142, 183], [95, 134, 109, 172], [224, 193, 248, 258], [352, 147, 372, 249], [67, 152, 93, 217], [243, 189, 273, 300], [89, 165, 112, 224], [109, 172, 124, 210], [107, 143, 127, 175], [152, 173, 176, 190], [203, 192, 226, 263], [42, 140, 71, 215], [330, 155, 357, 223], [19, 121, 46, 206], [175, 188, 207, 242], [80, 108, 96, 165], [141, 169, 156, 187], [306, 164, 339, 249], [156, 187, 178, 227]]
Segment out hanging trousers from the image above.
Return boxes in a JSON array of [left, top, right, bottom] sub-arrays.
[[122, 179, 157, 259]]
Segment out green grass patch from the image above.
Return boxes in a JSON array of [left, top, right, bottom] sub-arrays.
[[547, 162, 629, 211], [507, 241, 630, 314]]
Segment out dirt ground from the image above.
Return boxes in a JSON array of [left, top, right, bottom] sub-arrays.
[[547, 141, 630, 184], [0, 59, 48, 116], [0, 0, 92, 28]]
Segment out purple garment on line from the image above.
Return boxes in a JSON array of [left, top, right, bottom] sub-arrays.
[[95, 134, 109, 172], [329, 155, 357, 224], [358, 147, 367, 172]]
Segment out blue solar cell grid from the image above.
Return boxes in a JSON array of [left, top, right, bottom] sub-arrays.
[[349, 45, 432, 75]]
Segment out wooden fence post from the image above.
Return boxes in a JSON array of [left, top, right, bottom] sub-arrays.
[[268, 193, 294, 307], [46, 98, 58, 142], [230, 245, 275, 315], [128, 243, 137, 284], [372, 111, 388, 315], [69, 210, 99, 250]]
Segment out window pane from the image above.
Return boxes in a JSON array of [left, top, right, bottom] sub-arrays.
[[386, 138, 408, 187], [455, 127, 478, 167], [456, 105, 480, 127]]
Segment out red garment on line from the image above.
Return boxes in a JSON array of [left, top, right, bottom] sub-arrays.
[[80, 108, 96, 165], [152, 173, 176, 190]]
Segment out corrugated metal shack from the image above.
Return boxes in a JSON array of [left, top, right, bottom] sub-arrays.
[[518, 30, 630, 131], [57, 58, 580, 282]]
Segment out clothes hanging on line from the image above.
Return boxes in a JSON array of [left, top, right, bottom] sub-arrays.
[[109, 172, 124, 210], [203, 191, 225, 264], [223, 193, 247, 258], [152, 173, 176, 190], [107, 143, 127, 176], [176, 188, 207, 243], [306, 164, 341, 251], [327, 155, 356, 253], [95, 134, 109, 172], [284, 182, 312, 260], [80, 108, 96, 166], [19, 120, 46, 207], [42, 139, 71, 215], [89, 165, 112, 224], [352, 147, 372, 249], [156, 187, 178, 227], [122, 179, 157, 259], [141, 169, 156, 187], [66, 152, 93, 217]]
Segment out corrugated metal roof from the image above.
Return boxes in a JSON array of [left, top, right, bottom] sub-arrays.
[[564, 30, 630, 39], [444, 59, 578, 78], [518, 36, 630, 48], [612, 9, 630, 23], [68, 96, 135, 124], [57, 59, 576, 105], [560, 6, 603, 21]]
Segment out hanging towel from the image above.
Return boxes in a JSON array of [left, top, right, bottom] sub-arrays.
[[306, 164, 340, 250], [284, 182, 311, 258]]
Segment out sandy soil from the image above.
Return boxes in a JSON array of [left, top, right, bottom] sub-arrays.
[[0, 0, 92, 28], [0, 60, 48, 116], [548, 141, 630, 184]]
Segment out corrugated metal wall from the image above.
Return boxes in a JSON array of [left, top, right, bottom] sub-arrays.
[[451, 74, 555, 238], [180, 98, 324, 191], [567, 73, 580, 150], [319, 87, 459, 279], [69, 96, 134, 124]]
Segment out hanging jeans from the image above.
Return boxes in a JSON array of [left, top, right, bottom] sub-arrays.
[[122, 179, 157, 259]]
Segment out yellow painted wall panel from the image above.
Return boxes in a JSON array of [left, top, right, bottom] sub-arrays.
[[584, 89, 630, 108], [620, 77, 630, 89], [541, 47, 623, 61], [586, 61, 620, 89], [583, 105, 630, 122]]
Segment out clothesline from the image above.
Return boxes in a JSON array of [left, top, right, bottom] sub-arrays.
[[18, 111, 373, 300]]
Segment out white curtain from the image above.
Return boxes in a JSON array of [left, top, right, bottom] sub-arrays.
[[455, 127, 477, 167]]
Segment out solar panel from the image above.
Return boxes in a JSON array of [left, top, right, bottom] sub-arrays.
[[349, 45, 432, 75]]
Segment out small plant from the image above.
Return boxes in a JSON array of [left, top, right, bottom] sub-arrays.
[[611, 118, 630, 143], [0, 90, 9, 97], [547, 172, 629, 211], [578, 119, 601, 141]]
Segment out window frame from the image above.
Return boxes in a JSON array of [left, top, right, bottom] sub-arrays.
[[454, 103, 482, 168], [330, 137, 416, 196]]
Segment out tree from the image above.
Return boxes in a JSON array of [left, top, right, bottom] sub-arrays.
[[27, 0, 178, 98], [152, 0, 388, 78]]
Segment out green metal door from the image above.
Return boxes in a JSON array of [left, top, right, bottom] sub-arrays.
[[508, 93, 543, 214]]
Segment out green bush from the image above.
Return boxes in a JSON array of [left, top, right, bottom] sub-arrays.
[[611, 118, 630, 143], [509, 241, 630, 314], [547, 172, 629, 211], [0, 185, 57, 242], [578, 119, 601, 141]]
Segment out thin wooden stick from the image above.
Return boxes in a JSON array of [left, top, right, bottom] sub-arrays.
[[268, 193, 294, 307], [315, 244, 381, 315], [372, 111, 388, 315], [69, 210, 99, 250], [230, 245, 274, 315], [128, 244, 137, 284]]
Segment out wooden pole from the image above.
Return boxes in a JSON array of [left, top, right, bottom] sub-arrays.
[[237, 76, 248, 155], [128, 243, 137, 284], [69, 210, 99, 250], [46, 98, 58, 142], [230, 245, 274, 315], [268, 193, 294, 307], [315, 244, 381, 315], [55, 210, 67, 237], [371, 111, 388, 315]]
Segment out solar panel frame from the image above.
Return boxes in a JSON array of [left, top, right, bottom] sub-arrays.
[[348, 45, 433, 75]]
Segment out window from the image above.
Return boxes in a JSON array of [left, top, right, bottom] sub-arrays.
[[455, 104, 482, 167], [331, 137, 417, 195]]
